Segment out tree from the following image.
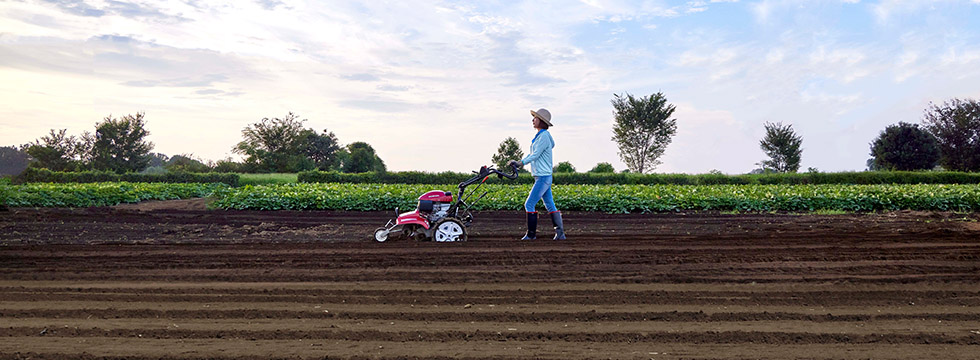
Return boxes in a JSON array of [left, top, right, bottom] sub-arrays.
[[342, 142, 386, 173], [90, 112, 154, 173], [213, 158, 245, 173], [611, 92, 677, 174], [304, 129, 343, 171], [553, 161, 575, 173], [491, 137, 524, 170], [166, 154, 212, 173], [588, 162, 615, 173], [147, 153, 169, 168], [758, 121, 803, 173], [233, 112, 314, 173], [921, 98, 980, 172], [22, 129, 93, 171], [0, 146, 30, 176], [869, 122, 940, 171]]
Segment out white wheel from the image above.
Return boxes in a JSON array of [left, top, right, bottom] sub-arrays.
[[374, 227, 390, 242], [433, 218, 467, 242]]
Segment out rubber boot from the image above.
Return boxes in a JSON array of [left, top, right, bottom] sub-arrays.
[[551, 211, 566, 240], [521, 212, 537, 240]]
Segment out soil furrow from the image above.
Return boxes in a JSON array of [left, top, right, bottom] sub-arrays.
[[6, 308, 980, 322], [7, 327, 980, 345], [3, 207, 979, 359], [2, 290, 979, 306]]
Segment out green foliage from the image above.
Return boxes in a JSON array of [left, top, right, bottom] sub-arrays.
[[869, 122, 940, 171], [147, 152, 169, 168], [233, 112, 317, 173], [922, 98, 980, 172], [165, 154, 212, 173], [210, 183, 980, 213], [213, 158, 246, 173], [298, 169, 980, 185], [90, 112, 154, 173], [14, 168, 239, 186], [0, 179, 9, 209], [0, 146, 30, 176], [553, 161, 576, 173], [305, 129, 343, 170], [342, 142, 386, 173], [491, 137, 524, 170], [759, 121, 803, 173], [589, 162, 615, 173], [3, 182, 228, 208], [22, 129, 92, 171], [300, 170, 467, 184], [611, 92, 677, 174], [141, 166, 167, 175]]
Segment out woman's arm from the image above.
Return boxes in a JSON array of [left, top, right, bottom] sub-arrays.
[[520, 133, 551, 165]]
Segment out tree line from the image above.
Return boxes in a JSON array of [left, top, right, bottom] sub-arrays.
[[491, 95, 980, 174], [3, 96, 978, 177], [1, 112, 386, 176]]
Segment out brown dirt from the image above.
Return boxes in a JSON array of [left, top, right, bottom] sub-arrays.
[[1, 202, 980, 359]]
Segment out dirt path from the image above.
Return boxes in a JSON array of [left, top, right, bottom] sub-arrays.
[[1, 205, 979, 359]]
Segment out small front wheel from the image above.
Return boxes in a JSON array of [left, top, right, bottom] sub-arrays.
[[433, 218, 467, 242], [374, 227, 390, 242]]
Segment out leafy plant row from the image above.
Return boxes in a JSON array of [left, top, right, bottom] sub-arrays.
[[1, 182, 229, 208], [211, 183, 980, 213], [298, 170, 980, 185], [15, 168, 240, 186]]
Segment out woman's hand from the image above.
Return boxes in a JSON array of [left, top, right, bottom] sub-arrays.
[[507, 160, 520, 168]]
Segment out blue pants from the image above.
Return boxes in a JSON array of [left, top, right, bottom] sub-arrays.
[[524, 176, 558, 213]]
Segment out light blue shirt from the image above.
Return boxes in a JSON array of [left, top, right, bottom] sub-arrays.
[[520, 129, 554, 176]]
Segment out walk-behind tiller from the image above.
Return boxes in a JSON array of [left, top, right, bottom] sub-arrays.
[[373, 164, 519, 242]]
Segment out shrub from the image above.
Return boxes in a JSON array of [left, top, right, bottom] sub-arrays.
[[589, 162, 615, 173], [298, 170, 980, 185], [15, 168, 239, 186], [4, 182, 228, 208]]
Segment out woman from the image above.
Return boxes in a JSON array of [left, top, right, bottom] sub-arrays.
[[508, 108, 566, 240]]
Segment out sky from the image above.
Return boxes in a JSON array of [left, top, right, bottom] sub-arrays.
[[2, 0, 979, 174]]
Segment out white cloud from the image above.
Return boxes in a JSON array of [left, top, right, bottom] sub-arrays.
[[1, 0, 979, 173]]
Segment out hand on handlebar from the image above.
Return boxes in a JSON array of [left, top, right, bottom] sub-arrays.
[[488, 162, 518, 180]]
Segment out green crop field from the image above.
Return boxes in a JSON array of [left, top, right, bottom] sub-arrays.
[[5, 182, 978, 213], [210, 183, 980, 213], [1, 182, 229, 208]]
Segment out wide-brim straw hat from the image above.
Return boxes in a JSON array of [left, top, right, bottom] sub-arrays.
[[531, 108, 553, 127]]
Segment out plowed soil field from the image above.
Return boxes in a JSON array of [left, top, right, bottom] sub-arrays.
[[2, 202, 980, 359]]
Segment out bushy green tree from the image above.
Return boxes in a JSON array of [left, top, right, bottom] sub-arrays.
[[922, 98, 980, 172], [233, 113, 344, 173], [90, 113, 154, 173], [491, 137, 524, 170], [869, 122, 940, 171], [165, 154, 212, 173], [342, 142, 386, 173], [588, 162, 615, 173], [0, 146, 30, 176], [305, 129, 342, 171], [233, 112, 315, 173], [758, 121, 803, 173], [611, 92, 677, 174], [213, 158, 246, 173], [553, 161, 576, 173], [21, 129, 92, 171]]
